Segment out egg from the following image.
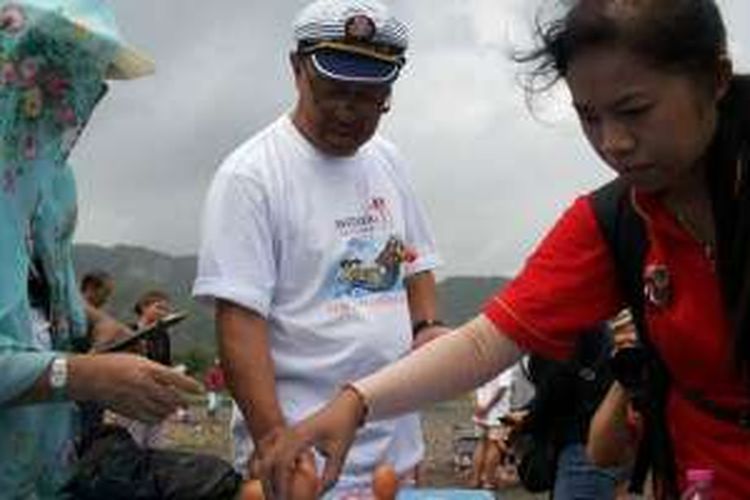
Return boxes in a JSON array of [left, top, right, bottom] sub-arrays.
[[372, 463, 399, 500], [239, 479, 265, 500]]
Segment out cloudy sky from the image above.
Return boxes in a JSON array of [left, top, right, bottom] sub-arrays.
[[71, 0, 750, 278]]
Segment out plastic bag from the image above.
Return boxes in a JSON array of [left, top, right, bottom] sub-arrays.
[[63, 426, 242, 499]]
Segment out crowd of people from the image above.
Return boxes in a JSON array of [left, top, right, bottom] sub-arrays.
[[1, 0, 748, 498]]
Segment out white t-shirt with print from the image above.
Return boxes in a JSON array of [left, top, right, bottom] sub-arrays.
[[193, 114, 441, 490]]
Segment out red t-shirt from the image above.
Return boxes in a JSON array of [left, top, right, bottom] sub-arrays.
[[483, 191, 750, 499]]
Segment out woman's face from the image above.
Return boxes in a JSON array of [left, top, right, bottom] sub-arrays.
[[566, 45, 727, 193]]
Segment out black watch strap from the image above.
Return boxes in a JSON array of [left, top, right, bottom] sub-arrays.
[[412, 319, 445, 337]]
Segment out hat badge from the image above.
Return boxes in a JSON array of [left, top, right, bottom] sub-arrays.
[[345, 14, 376, 42]]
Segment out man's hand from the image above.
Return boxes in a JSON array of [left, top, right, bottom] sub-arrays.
[[255, 387, 366, 499], [251, 432, 319, 500]]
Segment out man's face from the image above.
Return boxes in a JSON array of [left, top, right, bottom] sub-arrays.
[[293, 55, 391, 157]]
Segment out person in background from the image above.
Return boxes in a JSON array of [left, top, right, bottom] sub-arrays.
[[79, 270, 116, 349], [470, 359, 533, 490], [0, 1, 201, 496], [255, 1, 750, 499], [106, 289, 177, 448], [132, 289, 173, 366], [193, 0, 446, 496], [204, 358, 226, 418], [80, 270, 114, 310]]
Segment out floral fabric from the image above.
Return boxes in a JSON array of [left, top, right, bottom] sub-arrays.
[[0, 1, 119, 496]]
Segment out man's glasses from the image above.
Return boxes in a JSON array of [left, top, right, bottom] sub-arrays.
[[303, 61, 391, 115]]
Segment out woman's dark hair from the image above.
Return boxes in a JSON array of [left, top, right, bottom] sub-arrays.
[[516, 0, 727, 94], [709, 75, 750, 378]]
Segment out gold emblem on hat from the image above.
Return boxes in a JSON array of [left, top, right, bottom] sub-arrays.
[[345, 15, 375, 42]]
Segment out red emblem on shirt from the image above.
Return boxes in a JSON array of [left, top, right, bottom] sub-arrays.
[[644, 264, 672, 308]]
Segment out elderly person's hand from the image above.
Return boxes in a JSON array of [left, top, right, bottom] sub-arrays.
[[249, 438, 319, 500], [68, 353, 203, 423]]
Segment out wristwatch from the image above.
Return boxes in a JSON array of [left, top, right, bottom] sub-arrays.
[[49, 356, 68, 400]]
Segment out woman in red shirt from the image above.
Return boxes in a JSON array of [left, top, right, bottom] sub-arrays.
[[256, 1, 750, 498]]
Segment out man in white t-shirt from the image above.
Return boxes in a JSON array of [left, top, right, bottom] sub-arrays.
[[193, 0, 446, 495]]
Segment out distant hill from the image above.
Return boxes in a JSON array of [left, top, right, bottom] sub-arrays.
[[73, 244, 510, 370], [437, 276, 509, 326]]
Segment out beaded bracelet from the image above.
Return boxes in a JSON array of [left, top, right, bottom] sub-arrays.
[[341, 383, 370, 428]]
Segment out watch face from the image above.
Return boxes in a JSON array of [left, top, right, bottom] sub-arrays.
[[50, 357, 68, 389]]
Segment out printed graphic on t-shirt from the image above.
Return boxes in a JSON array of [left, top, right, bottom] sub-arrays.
[[333, 235, 416, 297], [334, 196, 394, 237]]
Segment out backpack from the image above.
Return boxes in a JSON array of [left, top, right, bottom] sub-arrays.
[[515, 327, 614, 493]]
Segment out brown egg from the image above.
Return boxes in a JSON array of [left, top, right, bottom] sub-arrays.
[[290, 457, 320, 500], [372, 463, 399, 500], [239, 479, 265, 500]]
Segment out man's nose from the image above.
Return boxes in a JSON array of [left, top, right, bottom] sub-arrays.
[[329, 98, 359, 121]]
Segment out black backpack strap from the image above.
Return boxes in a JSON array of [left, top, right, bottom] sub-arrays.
[[589, 179, 647, 321], [589, 179, 677, 497]]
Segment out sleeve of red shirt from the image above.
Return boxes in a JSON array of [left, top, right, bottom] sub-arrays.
[[483, 195, 625, 360]]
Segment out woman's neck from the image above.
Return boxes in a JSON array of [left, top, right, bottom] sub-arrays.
[[663, 162, 716, 249]]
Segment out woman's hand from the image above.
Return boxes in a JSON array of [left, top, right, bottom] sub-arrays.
[[255, 387, 366, 499], [68, 353, 203, 423]]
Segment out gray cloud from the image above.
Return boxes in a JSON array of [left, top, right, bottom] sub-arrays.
[[71, 0, 750, 277]]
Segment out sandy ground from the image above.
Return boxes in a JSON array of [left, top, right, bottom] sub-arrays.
[[162, 394, 545, 499]]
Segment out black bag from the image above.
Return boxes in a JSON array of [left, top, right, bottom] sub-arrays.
[[62, 426, 242, 499], [513, 329, 613, 493], [514, 430, 558, 493]]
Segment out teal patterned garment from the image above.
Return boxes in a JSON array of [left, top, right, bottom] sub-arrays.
[[0, 1, 118, 497]]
